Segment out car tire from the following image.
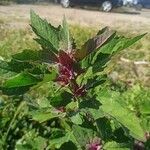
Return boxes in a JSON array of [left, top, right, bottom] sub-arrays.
[[101, 1, 113, 12], [61, 0, 70, 8]]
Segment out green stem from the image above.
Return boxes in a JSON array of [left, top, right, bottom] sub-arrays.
[[4, 101, 26, 144], [54, 86, 62, 94]]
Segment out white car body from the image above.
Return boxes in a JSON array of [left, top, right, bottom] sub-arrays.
[[123, 0, 138, 5]]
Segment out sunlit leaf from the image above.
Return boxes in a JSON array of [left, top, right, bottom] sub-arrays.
[[59, 17, 72, 50], [96, 89, 146, 142], [2, 72, 41, 88], [103, 141, 130, 150], [30, 109, 65, 123], [30, 10, 59, 53]]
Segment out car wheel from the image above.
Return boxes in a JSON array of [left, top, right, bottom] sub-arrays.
[[61, 0, 70, 8], [101, 1, 112, 12]]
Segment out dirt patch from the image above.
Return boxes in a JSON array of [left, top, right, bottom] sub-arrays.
[[0, 4, 150, 33]]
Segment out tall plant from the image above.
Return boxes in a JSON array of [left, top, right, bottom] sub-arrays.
[[0, 11, 149, 150]]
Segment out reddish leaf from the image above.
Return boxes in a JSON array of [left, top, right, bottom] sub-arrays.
[[73, 28, 114, 61]]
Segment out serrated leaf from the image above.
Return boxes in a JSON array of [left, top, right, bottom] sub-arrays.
[[0, 59, 34, 73], [13, 49, 57, 64], [40, 49, 58, 63], [59, 17, 72, 50], [12, 49, 41, 62], [96, 90, 146, 142], [30, 10, 59, 53]]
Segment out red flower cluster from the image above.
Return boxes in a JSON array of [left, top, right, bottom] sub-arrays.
[[57, 50, 75, 85], [56, 50, 86, 97], [57, 65, 74, 85], [86, 137, 102, 150], [71, 81, 86, 97]]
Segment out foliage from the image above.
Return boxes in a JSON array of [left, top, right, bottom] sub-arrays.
[[0, 11, 149, 150]]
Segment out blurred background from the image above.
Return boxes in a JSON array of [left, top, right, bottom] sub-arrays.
[[0, 0, 149, 87]]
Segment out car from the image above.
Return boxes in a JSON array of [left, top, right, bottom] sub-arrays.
[[122, 0, 141, 9], [122, 0, 150, 9], [122, 0, 138, 6], [60, 0, 123, 12], [137, 0, 150, 9]]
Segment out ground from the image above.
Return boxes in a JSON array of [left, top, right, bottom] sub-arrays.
[[0, 4, 150, 34]]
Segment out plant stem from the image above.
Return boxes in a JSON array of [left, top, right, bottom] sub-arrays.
[[4, 101, 26, 144]]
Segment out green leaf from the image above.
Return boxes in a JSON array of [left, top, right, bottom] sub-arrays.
[[79, 98, 104, 121], [12, 49, 41, 62], [1, 86, 31, 96], [70, 112, 83, 125], [92, 53, 111, 73], [96, 118, 112, 140], [59, 17, 72, 50], [119, 33, 146, 51], [50, 91, 72, 108], [0, 59, 33, 73], [99, 33, 146, 55], [82, 33, 145, 70], [13, 49, 57, 64], [71, 125, 96, 149], [94, 36, 121, 55], [2, 72, 41, 88], [40, 49, 58, 63], [49, 132, 72, 149], [30, 109, 65, 123], [139, 101, 150, 115], [58, 122, 97, 150], [96, 90, 146, 142], [15, 131, 47, 150], [85, 75, 107, 90], [30, 10, 59, 53], [103, 141, 130, 150], [42, 72, 57, 83]]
